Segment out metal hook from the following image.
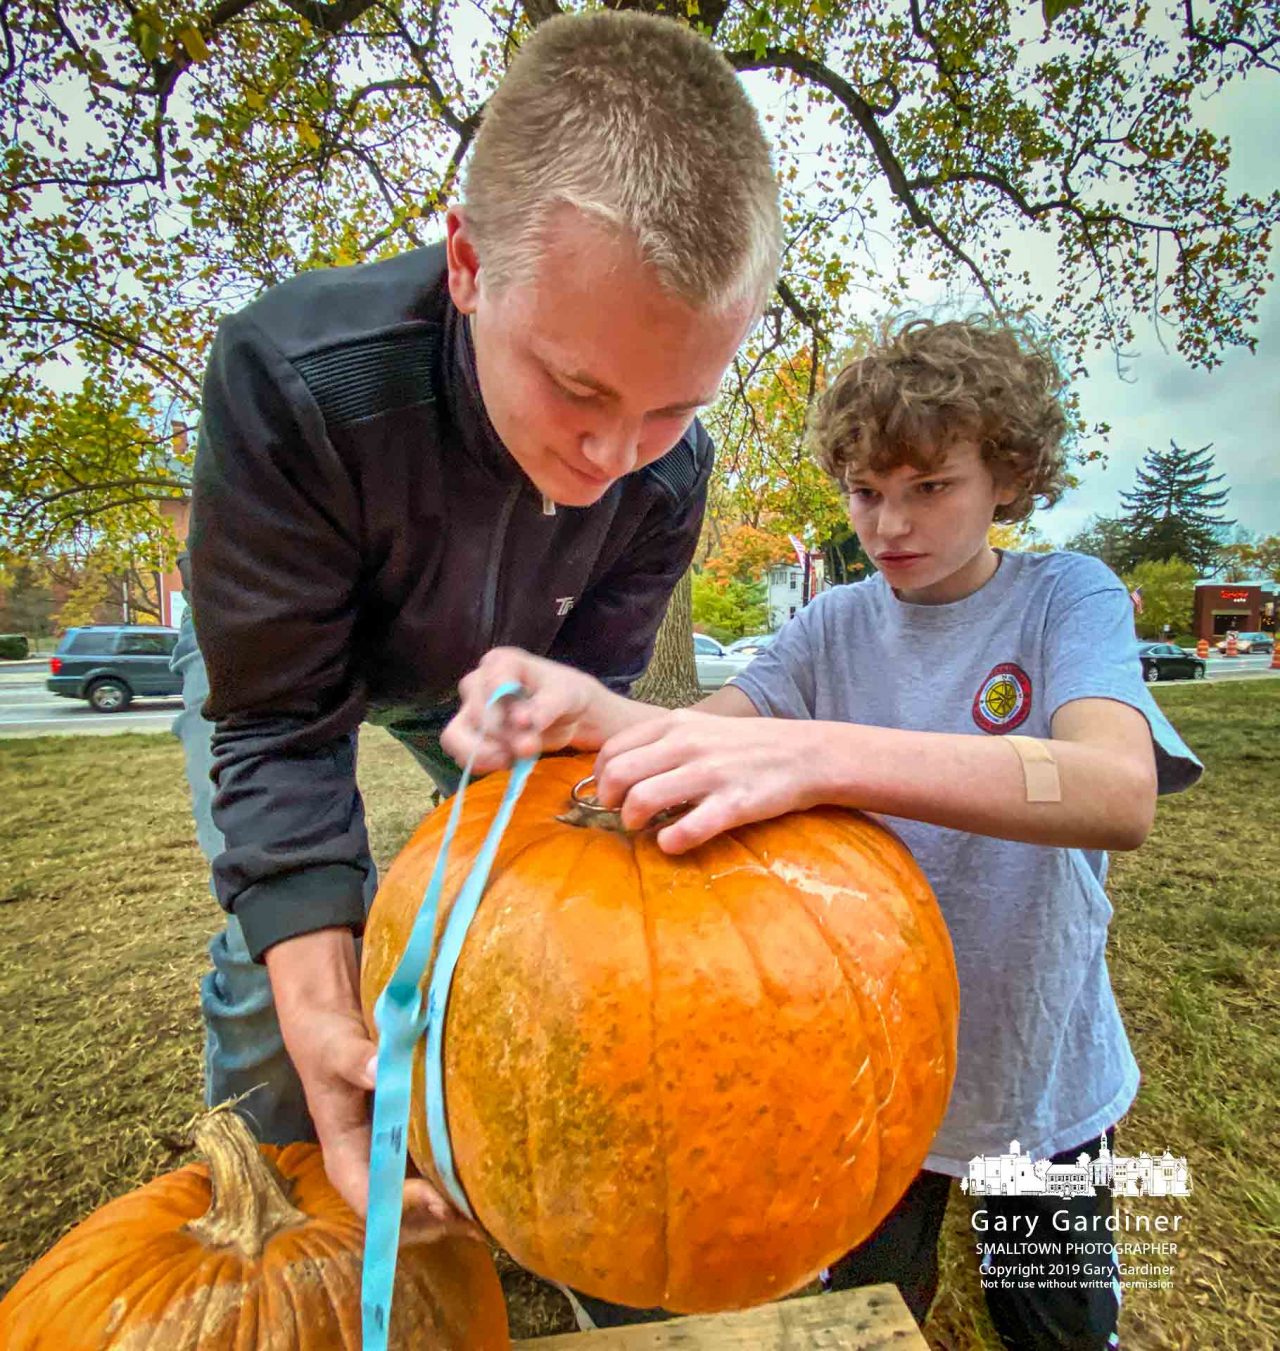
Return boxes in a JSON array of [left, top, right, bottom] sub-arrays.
[[568, 776, 617, 818], [562, 775, 692, 833]]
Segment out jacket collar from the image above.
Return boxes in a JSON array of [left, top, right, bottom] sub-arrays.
[[438, 277, 528, 489]]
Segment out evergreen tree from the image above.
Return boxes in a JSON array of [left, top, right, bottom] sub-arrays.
[[1117, 442, 1234, 571]]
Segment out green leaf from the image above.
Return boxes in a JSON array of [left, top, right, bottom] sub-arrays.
[[135, 20, 162, 62], [1042, 0, 1086, 25], [178, 26, 211, 63]]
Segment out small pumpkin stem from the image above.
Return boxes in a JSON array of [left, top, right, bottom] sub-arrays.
[[183, 1108, 306, 1258], [556, 798, 631, 832], [557, 776, 690, 834]]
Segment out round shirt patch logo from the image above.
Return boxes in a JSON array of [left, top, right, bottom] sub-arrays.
[[972, 662, 1032, 734]]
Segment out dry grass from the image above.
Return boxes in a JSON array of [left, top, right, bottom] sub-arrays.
[[1, 682, 1276, 1346]]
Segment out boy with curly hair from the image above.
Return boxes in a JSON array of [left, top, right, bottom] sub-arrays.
[[444, 316, 1202, 1346]]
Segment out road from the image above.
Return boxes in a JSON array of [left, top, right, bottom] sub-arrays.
[[1191, 652, 1280, 682], [0, 661, 183, 737], [1, 652, 1276, 738]]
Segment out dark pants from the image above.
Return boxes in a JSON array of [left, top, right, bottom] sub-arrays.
[[578, 1131, 1120, 1350]]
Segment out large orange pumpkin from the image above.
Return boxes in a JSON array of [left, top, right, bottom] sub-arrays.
[[361, 753, 958, 1314], [0, 1109, 510, 1349]]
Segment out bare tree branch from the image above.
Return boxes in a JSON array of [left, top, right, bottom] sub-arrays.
[[152, 0, 263, 99], [773, 278, 825, 404], [36, 494, 192, 548], [10, 310, 202, 398], [1183, 0, 1280, 75], [381, 5, 476, 137], [906, 0, 967, 118], [603, 0, 733, 37], [727, 45, 1001, 308], [276, 0, 382, 37], [520, 0, 564, 24], [14, 479, 191, 521], [904, 165, 1196, 261], [343, 77, 436, 117], [0, 0, 16, 84]]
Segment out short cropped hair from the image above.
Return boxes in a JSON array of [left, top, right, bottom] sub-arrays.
[[463, 11, 781, 314], [808, 317, 1071, 523]]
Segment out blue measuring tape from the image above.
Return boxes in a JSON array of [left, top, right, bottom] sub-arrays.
[[362, 682, 536, 1349]]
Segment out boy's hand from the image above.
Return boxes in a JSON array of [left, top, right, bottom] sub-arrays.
[[594, 710, 827, 853], [442, 646, 617, 772], [266, 929, 482, 1245]]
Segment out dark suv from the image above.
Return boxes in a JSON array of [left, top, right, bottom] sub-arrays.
[[47, 625, 182, 712]]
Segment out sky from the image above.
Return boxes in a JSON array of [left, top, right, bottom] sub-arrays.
[[1030, 74, 1279, 546], [744, 41, 1279, 549], [1043, 280, 1278, 545], [730, 2, 1278, 549]]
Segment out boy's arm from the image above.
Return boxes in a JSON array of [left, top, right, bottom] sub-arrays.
[[696, 684, 759, 716], [594, 694, 1157, 855], [567, 679, 757, 745], [441, 649, 759, 771], [810, 696, 1156, 850], [588, 676, 758, 738]]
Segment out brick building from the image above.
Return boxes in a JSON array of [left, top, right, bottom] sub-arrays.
[[1192, 579, 1277, 641], [150, 420, 192, 628], [156, 495, 191, 628]]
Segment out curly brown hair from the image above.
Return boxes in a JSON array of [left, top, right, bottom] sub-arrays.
[[807, 316, 1071, 523]]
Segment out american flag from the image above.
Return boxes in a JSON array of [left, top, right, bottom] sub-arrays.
[[1130, 585, 1144, 613]]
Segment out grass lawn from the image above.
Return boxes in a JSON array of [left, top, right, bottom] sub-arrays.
[[1, 682, 1276, 1347]]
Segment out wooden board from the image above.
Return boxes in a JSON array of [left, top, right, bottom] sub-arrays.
[[512, 1284, 926, 1348]]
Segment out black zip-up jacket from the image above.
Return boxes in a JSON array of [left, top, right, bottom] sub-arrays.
[[189, 244, 712, 961]]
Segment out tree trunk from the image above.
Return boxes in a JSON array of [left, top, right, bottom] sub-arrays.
[[632, 569, 701, 709]]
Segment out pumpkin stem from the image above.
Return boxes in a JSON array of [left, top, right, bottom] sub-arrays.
[[183, 1107, 306, 1258], [556, 797, 630, 832], [557, 776, 689, 834]]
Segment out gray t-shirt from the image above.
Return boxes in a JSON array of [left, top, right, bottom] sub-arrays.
[[730, 549, 1202, 1175]]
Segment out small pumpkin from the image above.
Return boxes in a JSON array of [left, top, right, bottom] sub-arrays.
[[360, 753, 958, 1314], [0, 1108, 510, 1349]]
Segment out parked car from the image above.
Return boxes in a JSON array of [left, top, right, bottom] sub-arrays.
[[47, 625, 182, 712], [1137, 642, 1206, 683], [693, 633, 755, 691], [727, 633, 776, 656], [1215, 630, 1273, 654]]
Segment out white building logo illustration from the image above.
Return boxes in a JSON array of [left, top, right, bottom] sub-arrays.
[[961, 1138, 1192, 1199]]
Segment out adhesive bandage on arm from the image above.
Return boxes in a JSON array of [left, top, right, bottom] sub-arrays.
[[1006, 735, 1062, 803]]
